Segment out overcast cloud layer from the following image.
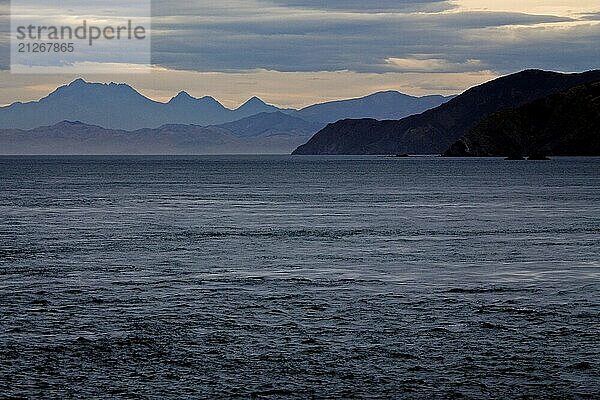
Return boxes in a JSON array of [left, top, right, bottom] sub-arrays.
[[0, 0, 598, 106], [1, 0, 599, 73], [146, 0, 599, 74]]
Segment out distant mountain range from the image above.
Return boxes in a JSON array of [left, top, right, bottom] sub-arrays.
[[217, 111, 325, 138], [293, 91, 454, 123], [5, 70, 597, 156], [0, 79, 284, 131], [293, 69, 600, 155], [0, 118, 318, 155], [444, 81, 600, 157], [0, 79, 452, 131]]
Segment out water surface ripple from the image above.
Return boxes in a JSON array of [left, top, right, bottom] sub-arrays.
[[1, 156, 599, 398]]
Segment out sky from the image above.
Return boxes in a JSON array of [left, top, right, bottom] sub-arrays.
[[0, 0, 598, 108]]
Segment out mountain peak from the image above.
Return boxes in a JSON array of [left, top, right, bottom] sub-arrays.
[[241, 96, 267, 107], [38, 120, 103, 130], [68, 78, 88, 87], [167, 93, 225, 111], [235, 96, 277, 115], [169, 91, 196, 103], [57, 120, 85, 126], [367, 90, 413, 99], [58, 79, 137, 94]]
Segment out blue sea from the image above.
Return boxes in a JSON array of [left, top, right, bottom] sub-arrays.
[[1, 156, 599, 398]]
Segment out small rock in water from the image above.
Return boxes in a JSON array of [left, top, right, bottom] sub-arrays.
[[527, 152, 551, 160]]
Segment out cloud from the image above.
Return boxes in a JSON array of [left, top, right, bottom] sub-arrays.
[[579, 12, 600, 21], [149, 8, 580, 74], [0, 0, 598, 81], [385, 57, 486, 73], [151, 0, 453, 16], [266, 0, 455, 13], [464, 22, 600, 73]]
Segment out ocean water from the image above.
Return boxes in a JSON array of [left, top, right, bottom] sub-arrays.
[[0, 156, 599, 399]]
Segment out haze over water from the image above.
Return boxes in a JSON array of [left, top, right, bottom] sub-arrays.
[[1, 156, 599, 398]]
